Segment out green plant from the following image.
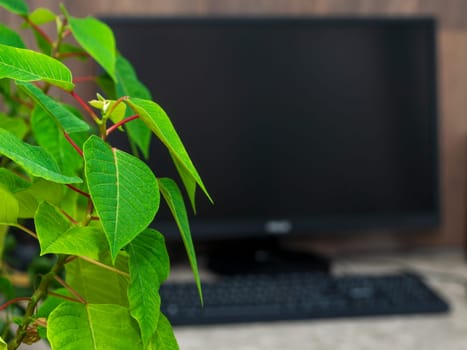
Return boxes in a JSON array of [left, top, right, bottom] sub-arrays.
[[0, 1, 211, 349]]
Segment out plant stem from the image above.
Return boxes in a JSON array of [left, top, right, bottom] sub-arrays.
[[0, 297, 31, 312], [106, 114, 139, 136], [73, 76, 96, 84], [60, 209, 79, 225], [66, 184, 90, 198], [48, 291, 82, 304], [78, 256, 129, 278], [14, 224, 37, 240], [8, 255, 67, 350], [54, 275, 86, 304], [22, 16, 53, 45], [107, 96, 128, 116], [52, 17, 67, 59], [70, 90, 100, 124], [63, 131, 83, 157]]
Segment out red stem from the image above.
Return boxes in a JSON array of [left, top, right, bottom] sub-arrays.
[[62, 28, 71, 38], [106, 115, 140, 136], [73, 76, 96, 84], [63, 131, 83, 157], [48, 291, 82, 304], [107, 96, 128, 116], [69, 91, 100, 123], [60, 209, 78, 225], [24, 16, 53, 44], [66, 184, 91, 199], [0, 297, 31, 311], [59, 51, 90, 60], [54, 275, 86, 304]]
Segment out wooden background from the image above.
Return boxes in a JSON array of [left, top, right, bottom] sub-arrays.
[[2, 0, 467, 253]]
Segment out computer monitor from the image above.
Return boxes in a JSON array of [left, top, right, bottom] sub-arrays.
[[104, 18, 439, 256]]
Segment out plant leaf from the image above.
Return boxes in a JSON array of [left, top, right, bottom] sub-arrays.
[[48, 303, 143, 350], [148, 314, 179, 350], [115, 56, 151, 100], [171, 153, 197, 213], [83, 135, 159, 261], [158, 177, 202, 302], [0, 112, 28, 139], [0, 128, 82, 184], [0, 0, 28, 15], [126, 98, 211, 202], [0, 336, 6, 350], [27, 8, 56, 25], [31, 106, 85, 175], [0, 24, 25, 48], [115, 55, 152, 158], [0, 168, 31, 193], [66, 254, 129, 306], [35, 202, 106, 259], [42, 226, 106, 259], [14, 178, 64, 218], [19, 82, 89, 133], [67, 16, 116, 81], [36, 288, 73, 318], [0, 44, 73, 90], [0, 186, 18, 225], [127, 229, 169, 346]]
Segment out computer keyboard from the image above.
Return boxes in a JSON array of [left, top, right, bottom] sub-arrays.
[[160, 272, 449, 325]]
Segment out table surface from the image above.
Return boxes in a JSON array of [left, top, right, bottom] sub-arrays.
[[17, 249, 467, 350], [172, 249, 467, 350]]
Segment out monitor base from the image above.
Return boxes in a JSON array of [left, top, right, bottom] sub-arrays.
[[205, 237, 331, 276]]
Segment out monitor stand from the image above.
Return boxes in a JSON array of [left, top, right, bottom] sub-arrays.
[[205, 237, 331, 276]]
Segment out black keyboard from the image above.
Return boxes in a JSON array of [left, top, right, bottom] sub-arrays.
[[160, 272, 449, 325]]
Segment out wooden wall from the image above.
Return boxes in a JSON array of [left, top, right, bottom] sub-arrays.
[[2, 0, 467, 252]]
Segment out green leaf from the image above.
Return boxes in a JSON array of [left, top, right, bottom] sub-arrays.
[[126, 98, 211, 202], [0, 168, 31, 193], [27, 8, 56, 25], [0, 128, 82, 184], [0, 336, 6, 350], [148, 314, 179, 350], [31, 106, 85, 175], [0, 44, 73, 90], [19, 82, 89, 133], [89, 97, 127, 126], [42, 226, 105, 258], [115, 56, 152, 100], [0, 186, 18, 225], [0, 113, 28, 139], [0, 24, 26, 48], [83, 136, 159, 261], [127, 229, 169, 346], [159, 178, 202, 302], [67, 16, 116, 81], [35, 202, 106, 259], [171, 153, 197, 213], [0, 0, 28, 15], [66, 252, 129, 306], [48, 303, 143, 350], [15, 178, 64, 218], [115, 56, 152, 159], [37, 288, 73, 318]]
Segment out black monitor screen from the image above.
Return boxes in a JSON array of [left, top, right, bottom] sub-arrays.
[[104, 18, 439, 239]]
